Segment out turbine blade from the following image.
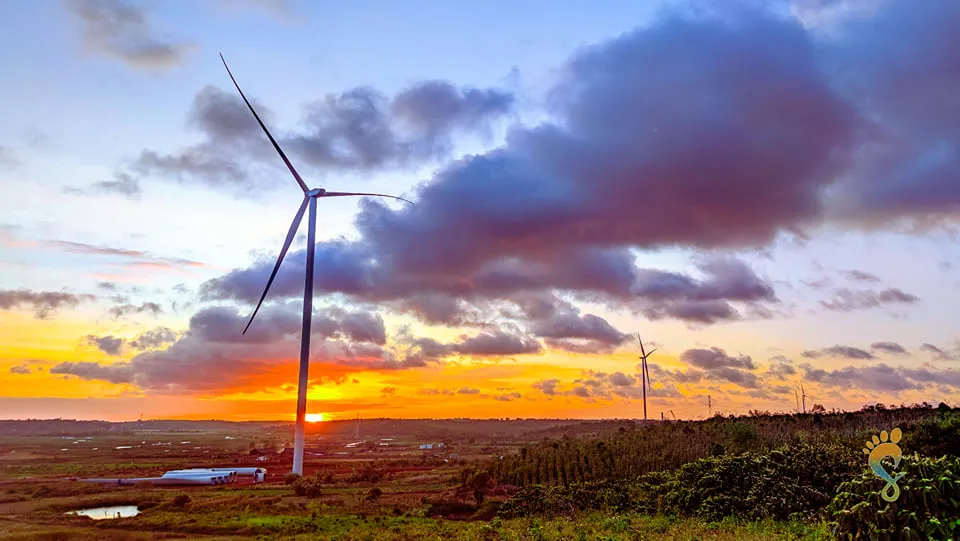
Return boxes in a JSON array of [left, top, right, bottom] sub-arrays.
[[320, 191, 414, 205], [243, 197, 309, 335], [646, 348, 657, 357], [219, 53, 309, 194]]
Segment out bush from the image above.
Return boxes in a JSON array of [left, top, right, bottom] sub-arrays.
[[497, 442, 861, 521], [292, 475, 323, 498], [171, 494, 191, 507], [497, 485, 575, 518], [828, 454, 960, 540], [365, 487, 382, 502], [283, 472, 301, 485]]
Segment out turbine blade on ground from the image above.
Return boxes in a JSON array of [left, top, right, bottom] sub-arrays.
[[320, 191, 414, 205], [219, 53, 309, 194], [243, 197, 309, 335]]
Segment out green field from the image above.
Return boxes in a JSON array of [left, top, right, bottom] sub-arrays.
[[1, 405, 957, 540]]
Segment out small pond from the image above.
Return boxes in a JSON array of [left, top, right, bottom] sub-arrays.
[[67, 505, 140, 520]]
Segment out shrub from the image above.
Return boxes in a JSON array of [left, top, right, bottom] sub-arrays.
[[292, 475, 323, 498], [171, 494, 191, 507], [828, 454, 960, 540], [365, 487, 382, 502], [283, 472, 301, 485]]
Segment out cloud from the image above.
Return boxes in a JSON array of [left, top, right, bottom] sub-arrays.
[[870, 341, 908, 355], [841, 269, 880, 283], [802, 345, 875, 360], [131, 79, 514, 189], [457, 387, 481, 395], [47, 304, 446, 393], [129, 327, 178, 350], [108, 301, 163, 319], [50, 361, 136, 385], [0, 289, 96, 318], [532, 378, 560, 396], [64, 173, 142, 199], [0, 145, 19, 168], [820, 287, 920, 312], [85, 334, 124, 356], [65, 0, 196, 70], [216, 0, 294, 18], [449, 330, 543, 357], [800, 362, 960, 393], [284, 82, 514, 172], [48, 240, 204, 269], [572, 370, 683, 399], [680, 347, 756, 370], [921, 343, 957, 361], [8, 365, 31, 375]]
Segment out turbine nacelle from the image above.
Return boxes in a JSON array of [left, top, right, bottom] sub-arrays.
[[307, 188, 326, 197]]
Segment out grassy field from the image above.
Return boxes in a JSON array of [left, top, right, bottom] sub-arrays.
[[0, 409, 955, 540]]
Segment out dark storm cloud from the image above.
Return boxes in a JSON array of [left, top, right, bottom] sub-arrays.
[[65, 0, 196, 70], [870, 341, 908, 355], [820, 288, 920, 312], [0, 289, 96, 319], [801, 345, 875, 360]]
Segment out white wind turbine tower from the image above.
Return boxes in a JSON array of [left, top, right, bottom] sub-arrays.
[[219, 54, 413, 475], [637, 335, 657, 422]]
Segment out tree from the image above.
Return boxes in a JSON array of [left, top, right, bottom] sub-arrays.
[[810, 404, 826, 413]]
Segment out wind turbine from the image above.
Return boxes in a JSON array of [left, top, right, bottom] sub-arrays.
[[638, 335, 657, 422], [219, 53, 413, 476]]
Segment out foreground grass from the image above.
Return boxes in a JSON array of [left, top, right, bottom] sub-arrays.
[[1, 511, 831, 541]]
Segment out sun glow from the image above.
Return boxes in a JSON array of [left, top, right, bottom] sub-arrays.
[[305, 413, 325, 423]]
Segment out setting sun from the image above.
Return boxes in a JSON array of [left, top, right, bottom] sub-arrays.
[[304, 413, 325, 423]]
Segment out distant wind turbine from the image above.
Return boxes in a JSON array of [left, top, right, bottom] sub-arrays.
[[638, 335, 657, 422], [219, 53, 413, 476]]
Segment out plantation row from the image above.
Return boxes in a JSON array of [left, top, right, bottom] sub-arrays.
[[487, 404, 958, 486], [478, 405, 959, 540]]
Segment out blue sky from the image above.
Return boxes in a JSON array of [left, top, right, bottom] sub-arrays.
[[1, 0, 959, 421]]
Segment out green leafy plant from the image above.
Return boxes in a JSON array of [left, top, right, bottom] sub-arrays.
[[828, 455, 960, 541]]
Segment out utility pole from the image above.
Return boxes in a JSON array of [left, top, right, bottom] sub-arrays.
[[638, 335, 657, 423], [355, 413, 360, 441], [708, 395, 712, 418], [661, 412, 664, 422]]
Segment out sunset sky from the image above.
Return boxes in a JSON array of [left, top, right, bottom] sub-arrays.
[[2, 0, 959, 422]]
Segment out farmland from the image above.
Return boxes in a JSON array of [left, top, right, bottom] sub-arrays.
[[0, 405, 957, 540]]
